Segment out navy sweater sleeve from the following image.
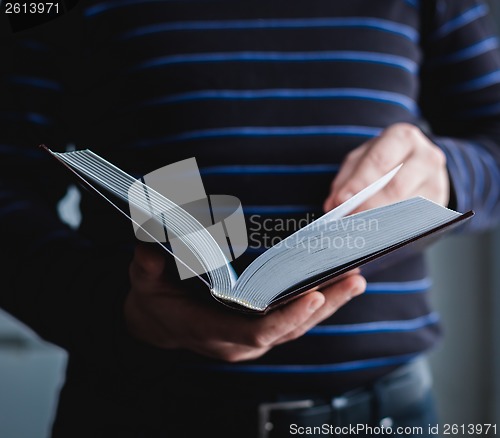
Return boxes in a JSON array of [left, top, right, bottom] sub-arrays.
[[420, 0, 500, 230]]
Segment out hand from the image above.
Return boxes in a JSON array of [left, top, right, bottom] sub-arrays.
[[124, 243, 366, 362], [323, 123, 450, 213]]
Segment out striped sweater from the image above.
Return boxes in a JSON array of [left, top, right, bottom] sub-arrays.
[[1, 0, 499, 423]]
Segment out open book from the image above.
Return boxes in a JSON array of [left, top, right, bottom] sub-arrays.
[[41, 145, 473, 314]]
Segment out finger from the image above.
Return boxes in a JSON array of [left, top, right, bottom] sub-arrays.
[[274, 274, 366, 345], [323, 142, 370, 212], [305, 268, 361, 290], [336, 141, 411, 206], [246, 291, 326, 348], [303, 274, 365, 327], [323, 142, 377, 212], [346, 161, 427, 214], [331, 142, 370, 192]]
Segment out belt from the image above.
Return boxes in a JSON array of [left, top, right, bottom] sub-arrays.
[[258, 357, 433, 438]]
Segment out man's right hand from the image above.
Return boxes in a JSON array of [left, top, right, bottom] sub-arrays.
[[124, 243, 366, 362]]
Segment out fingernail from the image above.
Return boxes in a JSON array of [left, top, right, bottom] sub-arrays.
[[309, 297, 323, 312]]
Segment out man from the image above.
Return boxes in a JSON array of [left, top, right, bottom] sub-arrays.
[[1, 0, 499, 436]]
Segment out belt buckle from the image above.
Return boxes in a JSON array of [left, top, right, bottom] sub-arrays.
[[258, 399, 314, 438]]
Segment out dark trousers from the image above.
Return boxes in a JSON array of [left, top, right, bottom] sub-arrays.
[[52, 357, 440, 438], [156, 386, 439, 438], [143, 358, 440, 437]]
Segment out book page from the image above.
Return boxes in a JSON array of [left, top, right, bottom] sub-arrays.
[[229, 196, 461, 311]]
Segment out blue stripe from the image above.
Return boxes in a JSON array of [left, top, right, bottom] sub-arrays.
[[135, 125, 382, 148], [27, 113, 51, 125], [307, 312, 440, 335], [9, 75, 63, 91], [0, 112, 52, 126], [404, 0, 420, 8], [0, 144, 44, 158], [141, 88, 418, 113], [458, 101, 500, 118], [30, 230, 77, 254], [364, 277, 432, 294], [428, 37, 499, 66], [431, 3, 489, 40], [449, 70, 500, 93], [121, 17, 418, 42], [200, 164, 339, 175], [194, 353, 420, 374], [0, 201, 32, 217], [19, 39, 51, 52], [134, 51, 417, 74]]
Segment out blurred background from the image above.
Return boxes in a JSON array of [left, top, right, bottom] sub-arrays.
[[0, 1, 499, 437]]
